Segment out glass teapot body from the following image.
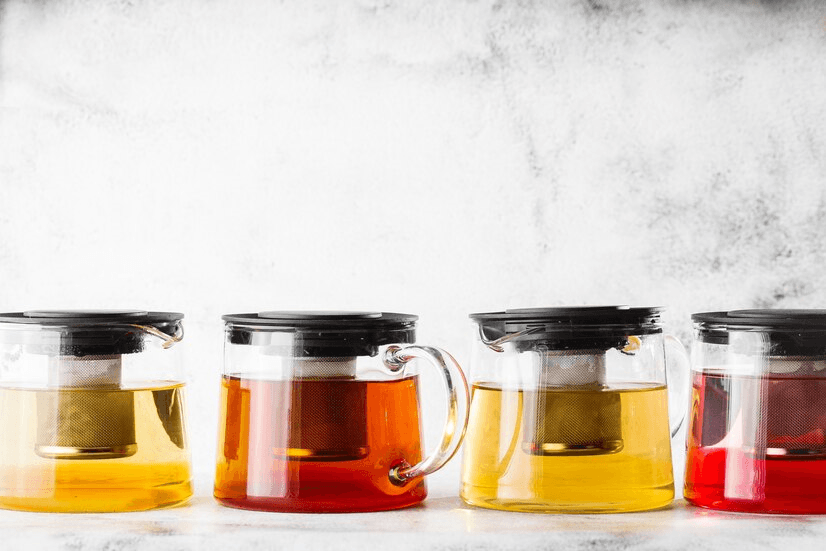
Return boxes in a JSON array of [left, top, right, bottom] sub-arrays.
[[685, 309, 826, 514], [0, 310, 190, 512], [214, 311, 469, 513], [461, 306, 686, 513]]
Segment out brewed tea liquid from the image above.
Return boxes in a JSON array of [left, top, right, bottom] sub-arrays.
[[684, 371, 826, 513], [461, 383, 673, 513], [214, 374, 425, 512], [0, 382, 192, 512]]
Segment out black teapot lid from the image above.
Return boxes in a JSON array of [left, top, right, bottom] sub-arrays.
[[694, 309, 826, 355], [0, 310, 184, 356], [471, 306, 662, 352], [223, 311, 417, 357]]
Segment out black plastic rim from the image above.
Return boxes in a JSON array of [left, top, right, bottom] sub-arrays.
[[470, 306, 663, 352], [0, 310, 184, 356], [223, 311, 415, 328], [693, 310, 826, 355], [222, 311, 418, 357], [470, 306, 662, 331], [693, 310, 826, 330], [0, 310, 184, 326]]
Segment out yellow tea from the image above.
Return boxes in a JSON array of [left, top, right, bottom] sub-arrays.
[[460, 382, 673, 513], [0, 382, 192, 512]]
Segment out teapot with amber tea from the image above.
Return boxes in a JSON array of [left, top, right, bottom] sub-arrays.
[[214, 311, 470, 513]]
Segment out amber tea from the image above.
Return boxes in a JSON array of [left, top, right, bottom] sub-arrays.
[[215, 374, 425, 512]]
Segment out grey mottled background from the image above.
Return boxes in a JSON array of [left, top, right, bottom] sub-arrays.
[[1, 0, 825, 489]]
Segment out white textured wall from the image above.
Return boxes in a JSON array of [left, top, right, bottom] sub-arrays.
[[2, 0, 826, 490]]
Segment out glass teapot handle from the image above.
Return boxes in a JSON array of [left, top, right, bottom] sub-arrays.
[[664, 334, 691, 438], [383, 345, 470, 485]]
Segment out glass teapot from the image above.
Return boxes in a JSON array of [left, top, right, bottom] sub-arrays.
[[685, 309, 826, 514], [214, 311, 470, 512], [0, 310, 190, 512], [460, 306, 689, 513]]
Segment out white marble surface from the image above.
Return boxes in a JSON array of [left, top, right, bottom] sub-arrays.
[[0, 477, 825, 551]]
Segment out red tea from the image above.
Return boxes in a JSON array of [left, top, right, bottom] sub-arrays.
[[684, 370, 826, 513], [214, 374, 425, 512]]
